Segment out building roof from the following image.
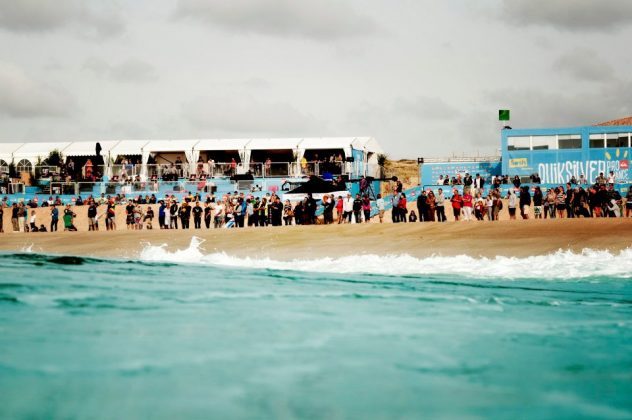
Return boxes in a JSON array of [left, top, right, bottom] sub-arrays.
[[595, 116, 632, 126]]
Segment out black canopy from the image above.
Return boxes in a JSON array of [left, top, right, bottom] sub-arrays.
[[286, 176, 342, 194]]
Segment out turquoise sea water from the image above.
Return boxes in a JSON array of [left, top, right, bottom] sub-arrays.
[[0, 252, 631, 419]]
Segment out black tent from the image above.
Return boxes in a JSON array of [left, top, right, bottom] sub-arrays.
[[285, 176, 342, 195]]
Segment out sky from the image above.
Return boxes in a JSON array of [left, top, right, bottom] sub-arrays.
[[0, 0, 631, 159]]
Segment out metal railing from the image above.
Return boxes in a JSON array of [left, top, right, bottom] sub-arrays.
[[29, 160, 363, 187], [422, 156, 502, 163], [50, 182, 76, 195]]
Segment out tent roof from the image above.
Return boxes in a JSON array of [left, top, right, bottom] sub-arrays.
[[297, 137, 358, 151], [64, 140, 121, 157], [0, 143, 26, 160], [246, 138, 303, 150], [108, 140, 149, 156], [350, 137, 384, 153], [12, 142, 72, 160], [195, 138, 251, 151], [143, 139, 199, 153]]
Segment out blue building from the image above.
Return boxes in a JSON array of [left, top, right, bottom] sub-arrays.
[[501, 118, 632, 184], [420, 117, 632, 189]]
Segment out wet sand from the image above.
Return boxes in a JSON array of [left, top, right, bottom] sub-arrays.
[[1, 217, 631, 260]]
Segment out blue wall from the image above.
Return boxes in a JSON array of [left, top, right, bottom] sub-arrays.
[[420, 161, 501, 184]]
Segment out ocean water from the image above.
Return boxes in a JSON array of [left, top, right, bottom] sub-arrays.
[[1, 242, 631, 419]]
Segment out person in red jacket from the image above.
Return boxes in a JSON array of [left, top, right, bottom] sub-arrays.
[[450, 189, 462, 221], [398, 193, 408, 223]]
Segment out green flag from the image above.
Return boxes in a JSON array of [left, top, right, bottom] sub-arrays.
[[499, 110, 510, 121]]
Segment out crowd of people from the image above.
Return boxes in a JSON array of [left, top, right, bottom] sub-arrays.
[[407, 182, 631, 223], [2, 177, 631, 233]]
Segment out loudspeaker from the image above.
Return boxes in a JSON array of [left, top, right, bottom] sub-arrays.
[[345, 157, 355, 162]]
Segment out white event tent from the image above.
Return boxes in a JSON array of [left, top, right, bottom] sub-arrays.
[[0, 137, 384, 178]]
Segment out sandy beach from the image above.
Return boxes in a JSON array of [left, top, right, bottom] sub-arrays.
[[1, 217, 631, 260]]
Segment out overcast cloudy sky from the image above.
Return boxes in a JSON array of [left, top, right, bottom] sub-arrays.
[[1, 0, 631, 158]]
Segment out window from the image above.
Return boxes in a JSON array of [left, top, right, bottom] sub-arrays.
[[558, 135, 582, 149], [606, 133, 629, 148], [589, 134, 604, 148], [507, 136, 530, 151], [531, 136, 557, 150], [17, 159, 32, 173]]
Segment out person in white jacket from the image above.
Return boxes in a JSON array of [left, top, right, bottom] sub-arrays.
[[343, 193, 354, 223]]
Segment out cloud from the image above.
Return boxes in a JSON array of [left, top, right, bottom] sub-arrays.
[[553, 48, 614, 82], [0, 62, 75, 118], [182, 96, 322, 135], [393, 96, 461, 121], [0, 1, 125, 39], [485, 82, 632, 129], [83, 57, 158, 82], [173, 0, 378, 41], [501, 0, 632, 32]]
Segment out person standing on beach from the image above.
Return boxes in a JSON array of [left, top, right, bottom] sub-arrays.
[[322, 195, 334, 224], [507, 189, 517, 220], [283, 199, 293, 225], [376, 194, 385, 223], [398, 193, 408, 223], [204, 202, 212, 228], [417, 191, 427, 222], [486, 194, 495, 221], [214, 200, 224, 228], [426, 191, 436, 222], [192, 202, 203, 229], [519, 186, 531, 219], [450, 190, 462, 221], [179, 202, 190, 229], [63, 205, 77, 231], [0, 204, 3, 233], [435, 188, 446, 222], [270, 196, 283, 226], [125, 202, 134, 230], [533, 186, 544, 219], [565, 183, 575, 219], [390, 191, 400, 223], [625, 189, 632, 217], [106, 201, 116, 230], [336, 195, 344, 224], [158, 201, 166, 229], [170, 200, 179, 229], [462, 189, 473, 221], [87, 202, 98, 231], [50, 204, 59, 232], [362, 194, 371, 223], [17, 203, 26, 232], [352, 193, 362, 224], [343, 193, 354, 223], [29, 210, 37, 232]]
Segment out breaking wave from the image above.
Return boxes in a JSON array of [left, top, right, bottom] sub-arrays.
[[139, 237, 632, 280]]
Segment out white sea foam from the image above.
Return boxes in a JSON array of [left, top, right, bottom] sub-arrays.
[[139, 237, 632, 280]]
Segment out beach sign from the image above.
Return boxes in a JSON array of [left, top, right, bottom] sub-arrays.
[[499, 110, 510, 121]]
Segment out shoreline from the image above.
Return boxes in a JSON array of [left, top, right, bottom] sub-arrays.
[[1, 218, 631, 261]]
